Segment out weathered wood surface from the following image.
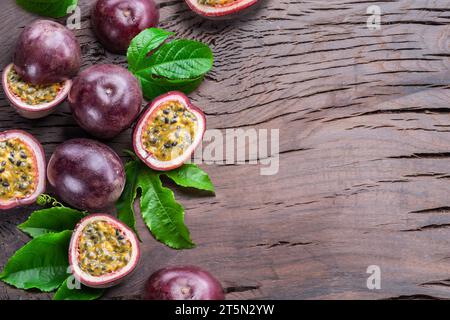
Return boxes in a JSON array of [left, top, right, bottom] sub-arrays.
[[3, 0, 450, 300]]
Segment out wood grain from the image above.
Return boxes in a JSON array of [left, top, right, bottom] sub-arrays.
[[2, 0, 450, 300]]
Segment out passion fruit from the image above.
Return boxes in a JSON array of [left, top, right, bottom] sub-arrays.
[[0, 130, 46, 210], [47, 139, 125, 212], [185, 0, 258, 19], [91, 0, 160, 54], [2, 63, 71, 119], [13, 20, 81, 85], [145, 266, 225, 300], [69, 214, 140, 288], [68, 64, 142, 139], [133, 91, 206, 171]]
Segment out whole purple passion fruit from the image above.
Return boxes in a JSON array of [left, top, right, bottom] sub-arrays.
[[13, 20, 81, 85], [2, 63, 72, 119], [47, 139, 125, 212], [91, 0, 160, 54], [133, 91, 206, 171], [68, 64, 142, 139], [185, 0, 259, 19], [69, 214, 140, 288], [145, 266, 225, 300], [0, 130, 46, 210]]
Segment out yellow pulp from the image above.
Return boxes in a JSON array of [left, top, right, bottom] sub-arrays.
[[7, 67, 63, 106], [78, 221, 132, 277], [199, 0, 236, 6], [142, 101, 198, 161], [0, 138, 37, 201]]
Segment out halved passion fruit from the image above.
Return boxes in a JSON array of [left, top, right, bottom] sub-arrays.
[[133, 91, 206, 171], [185, 0, 258, 19], [2, 64, 71, 119], [69, 214, 140, 288], [0, 130, 46, 210]]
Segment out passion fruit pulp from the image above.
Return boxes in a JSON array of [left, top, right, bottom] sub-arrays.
[[0, 130, 46, 210], [91, 0, 160, 54], [47, 139, 125, 212], [185, 0, 259, 19], [69, 214, 140, 288], [2, 63, 71, 119], [133, 92, 206, 171], [145, 266, 225, 300], [13, 20, 81, 85], [68, 64, 142, 139]]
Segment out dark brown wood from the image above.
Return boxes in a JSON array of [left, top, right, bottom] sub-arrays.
[[3, 0, 450, 300]]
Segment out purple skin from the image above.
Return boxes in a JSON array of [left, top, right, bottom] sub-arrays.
[[145, 266, 225, 300], [14, 20, 81, 85], [91, 0, 159, 54], [47, 139, 125, 212], [68, 64, 142, 139]]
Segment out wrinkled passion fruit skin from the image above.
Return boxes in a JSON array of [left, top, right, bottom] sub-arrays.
[[69, 64, 142, 139], [47, 139, 125, 212], [145, 266, 225, 300], [91, 0, 160, 54], [14, 20, 81, 85]]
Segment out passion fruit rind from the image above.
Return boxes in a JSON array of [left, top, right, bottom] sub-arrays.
[[69, 214, 140, 288], [0, 130, 46, 210], [14, 20, 81, 85], [133, 91, 206, 171], [186, 0, 258, 19], [2, 64, 71, 119]]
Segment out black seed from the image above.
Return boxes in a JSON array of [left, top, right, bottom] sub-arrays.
[[1, 161, 6, 166], [20, 151, 27, 159], [164, 117, 169, 124], [164, 142, 172, 148], [163, 109, 170, 115], [2, 181, 9, 187], [8, 157, 14, 164], [172, 141, 178, 147], [16, 160, 22, 166], [118, 235, 124, 241], [171, 119, 178, 124], [0, 168, 4, 174]]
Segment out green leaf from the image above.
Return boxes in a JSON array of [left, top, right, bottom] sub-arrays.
[[127, 28, 213, 100], [164, 164, 215, 193], [116, 161, 141, 237], [0, 231, 72, 292], [138, 168, 195, 249], [138, 39, 214, 80], [16, 0, 78, 18], [139, 75, 204, 101], [18, 207, 85, 238], [53, 278, 104, 300], [128, 28, 174, 73]]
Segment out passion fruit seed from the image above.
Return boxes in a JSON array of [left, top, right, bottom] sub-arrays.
[[78, 220, 132, 277], [7, 67, 63, 106], [0, 138, 36, 201], [198, 0, 236, 5], [142, 101, 198, 161]]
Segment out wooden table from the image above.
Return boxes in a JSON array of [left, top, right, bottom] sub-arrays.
[[2, 0, 450, 300]]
